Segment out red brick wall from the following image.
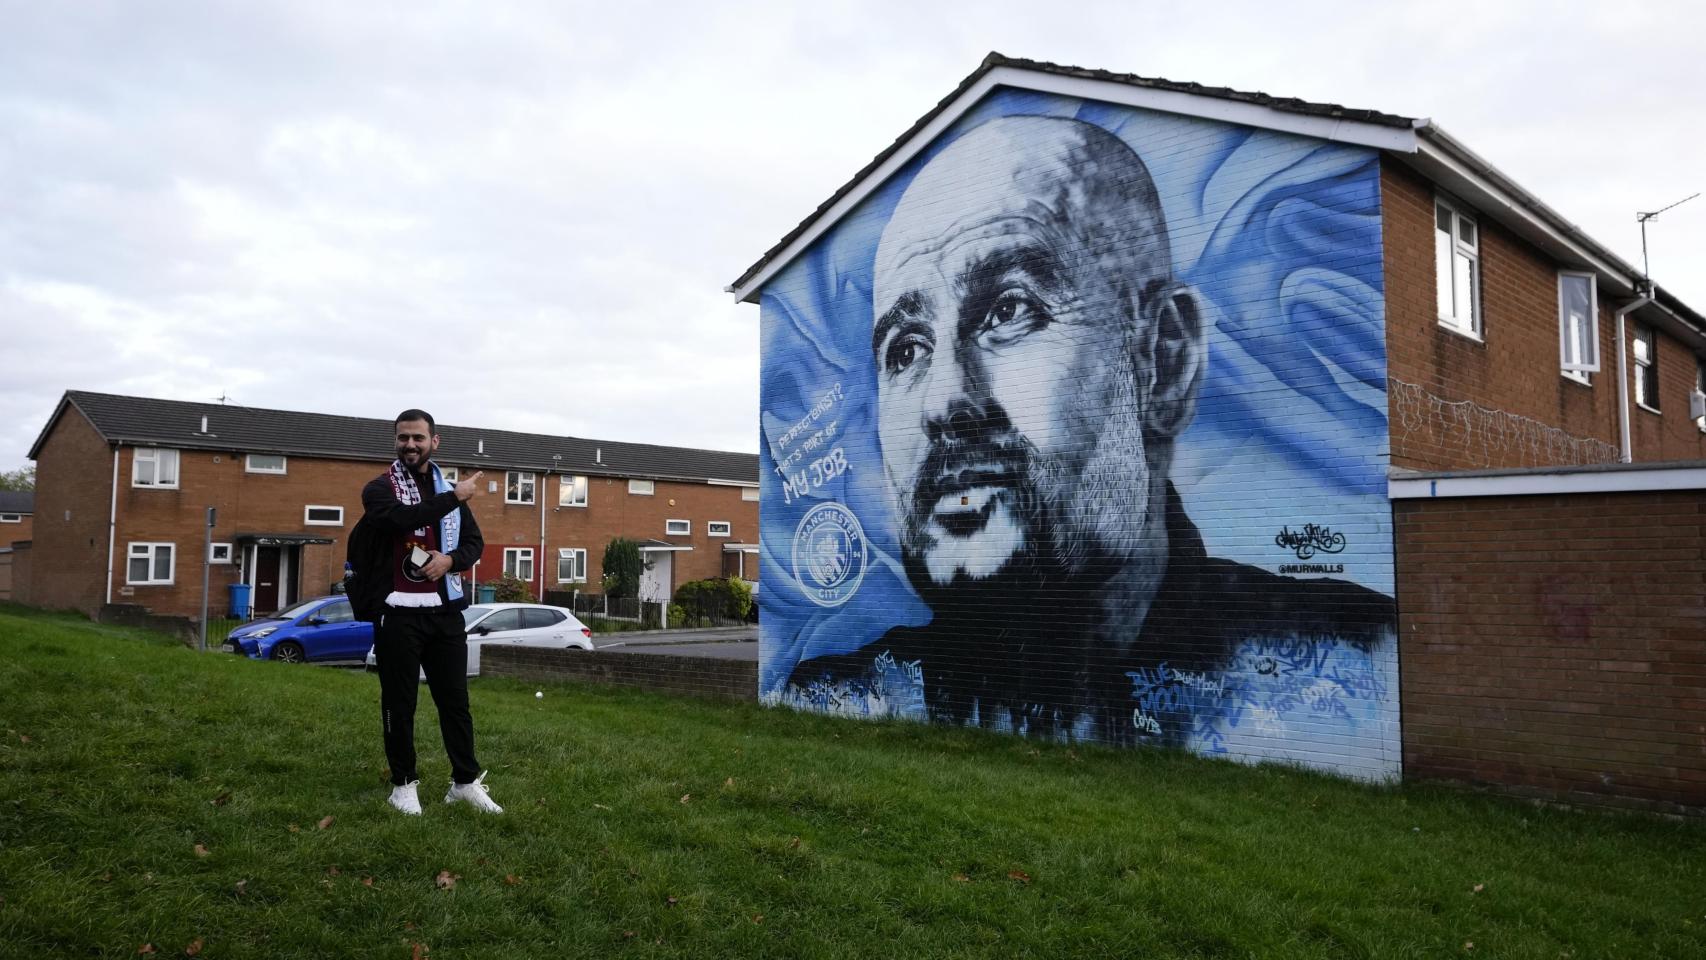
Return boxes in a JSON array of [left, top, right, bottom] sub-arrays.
[[0, 514, 31, 547], [1395, 489, 1706, 813], [29, 409, 114, 613], [1382, 160, 1706, 470]]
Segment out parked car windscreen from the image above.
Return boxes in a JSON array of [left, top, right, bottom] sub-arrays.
[[276, 598, 325, 620], [462, 606, 491, 629]]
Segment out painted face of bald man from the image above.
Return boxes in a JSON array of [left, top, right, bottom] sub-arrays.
[[871, 116, 1201, 593]]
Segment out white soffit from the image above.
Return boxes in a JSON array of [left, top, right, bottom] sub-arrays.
[[1389, 466, 1706, 500], [730, 66, 1419, 304]]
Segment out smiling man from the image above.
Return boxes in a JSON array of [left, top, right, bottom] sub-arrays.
[[783, 116, 1396, 746], [361, 409, 501, 814]]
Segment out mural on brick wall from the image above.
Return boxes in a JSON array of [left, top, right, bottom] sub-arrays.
[[757, 90, 1399, 779]]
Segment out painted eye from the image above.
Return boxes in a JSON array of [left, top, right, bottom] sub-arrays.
[[981, 290, 1048, 343], [884, 335, 931, 375]]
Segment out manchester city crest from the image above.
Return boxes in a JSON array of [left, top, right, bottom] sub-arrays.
[[791, 501, 868, 607]]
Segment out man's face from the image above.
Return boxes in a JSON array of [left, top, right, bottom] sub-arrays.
[[395, 419, 439, 469], [872, 118, 1167, 590]]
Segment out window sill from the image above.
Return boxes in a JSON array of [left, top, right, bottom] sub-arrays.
[[1437, 321, 1484, 345], [1636, 401, 1662, 416], [505, 500, 537, 506], [132, 484, 181, 490], [1561, 371, 1592, 387]]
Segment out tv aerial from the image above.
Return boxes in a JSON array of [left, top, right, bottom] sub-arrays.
[[1636, 192, 1699, 281]]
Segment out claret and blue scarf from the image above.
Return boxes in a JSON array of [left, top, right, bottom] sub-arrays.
[[384, 459, 464, 608]]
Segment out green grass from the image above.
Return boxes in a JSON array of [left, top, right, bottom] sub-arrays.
[[1, 604, 1702, 959]]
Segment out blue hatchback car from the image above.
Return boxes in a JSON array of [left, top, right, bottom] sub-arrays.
[[224, 595, 373, 664]]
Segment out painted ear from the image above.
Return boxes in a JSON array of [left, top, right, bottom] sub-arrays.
[[1143, 284, 1204, 439]]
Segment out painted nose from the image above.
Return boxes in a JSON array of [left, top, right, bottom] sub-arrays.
[[921, 348, 991, 445]]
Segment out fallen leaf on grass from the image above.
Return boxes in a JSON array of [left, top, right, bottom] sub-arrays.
[[18, 734, 30, 744], [1463, 942, 1473, 951], [724, 777, 735, 787], [184, 937, 203, 956], [679, 793, 692, 804], [788, 836, 800, 849], [234, 880, 247, 896], [317, 815, 334, 830], [193, 844, 209, 858], [287, 824, 300, 833], [411, 942, 428, 960], [136, 946, 155, 955], [98, 873, 112, 882], [665, 896, 678, 907], [435, 870, 460, 891], [503, 875, 521, 886], [362, 877, 374, 888], [752, 914, 764, 924], [622, 931, 636, 940], [210, 792, 230, 807], [1472, 883, 1485, 894], [952, 873, 971, 883], [326, 866, 340, 877], [1008, 870, 1032, 884]]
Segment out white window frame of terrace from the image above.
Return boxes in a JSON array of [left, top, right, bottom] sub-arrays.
[[741, 486, 759, 502], [132, 447, 180, 488], [559, 474, 588, 508], [126, 542, 175, 585], [1695, 362, 1706, 432], [665, 518, 690, 537], [504, 547, 534, 581], [439, 467, 459, 483], [556, 547, 587, 583], [304, 505, 344, 526], [209, 542, 233, 564], [1634, 324, 1660, 413], [245, 453, 287, 475], [628, 479, 654, 496], [1558, 272, 1599, 380], [0, 513, 19, 523], [707, 521, 732, 538], [506, 471, 537, 505], [1435, 197, 1481, 338]]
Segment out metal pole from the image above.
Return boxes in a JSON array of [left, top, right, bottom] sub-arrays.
[[199, 506, 216, 652]]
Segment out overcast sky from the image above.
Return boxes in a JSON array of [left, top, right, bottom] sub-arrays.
[[3, 0, 1702, 475]]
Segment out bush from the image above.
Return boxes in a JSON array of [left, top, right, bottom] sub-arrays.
[[671, 577, 754, 625], [489, 574, 531, 603], [602, 538, 644, 599]]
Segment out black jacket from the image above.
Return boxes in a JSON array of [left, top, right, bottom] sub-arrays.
[[357, 467, 484, 614]]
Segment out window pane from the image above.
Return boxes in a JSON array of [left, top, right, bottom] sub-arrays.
[[520, 557, 533, 580], [575, 551, 585, 580], [1436, 203, 1451, 231], [152, 545, 172, 580], [1435, 220, 1455, 317], [1453, 251, 1476, 330], [159, 450, 178, 484], [129, 557, 150, 582], [1458, 217, 1476, 247]]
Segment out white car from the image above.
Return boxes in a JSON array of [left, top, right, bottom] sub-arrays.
[[365, 603, 594, 677]]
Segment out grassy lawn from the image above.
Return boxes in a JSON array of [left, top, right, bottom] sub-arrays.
[[1, 605, 1702, 959]]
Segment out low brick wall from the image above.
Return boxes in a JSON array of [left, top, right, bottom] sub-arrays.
[[97, 603, 200, 645], [481, 645, 756, 701], [1395, 487, 1706, 815]]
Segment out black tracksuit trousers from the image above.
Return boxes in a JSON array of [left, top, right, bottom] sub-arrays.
[[376, 608, 480, 786]]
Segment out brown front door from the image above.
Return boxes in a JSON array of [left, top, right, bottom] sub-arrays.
[[254, 546, 281, 614]]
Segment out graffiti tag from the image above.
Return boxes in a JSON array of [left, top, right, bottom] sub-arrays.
[[771, 383, 853, 505], [1273, 524, 1347, 559]]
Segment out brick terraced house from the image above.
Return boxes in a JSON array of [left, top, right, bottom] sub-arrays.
[[734, 54, 1705, 811], [23, 391, 759, 619]]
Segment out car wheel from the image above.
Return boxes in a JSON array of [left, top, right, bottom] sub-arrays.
[[272, 641, 306, 664]]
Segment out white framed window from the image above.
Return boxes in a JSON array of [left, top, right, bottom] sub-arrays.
[[1694, 362, 1706, 432], [1634, 324, 1659, 412], [304, 505, 344, 526], [503, 547, 534, 581], [629, 479, 654, 496], [245, 454, 287, 475], [557, 547, 587, 583], [506, 471, 536, 504], [126, 542, 175, 585], [707, 521, 732, 537], [209, 542, 233, 564], [1558, 272, 1599, 380], [439, 467, 459, 483], [1435, 198, 1481, 337], [665, 518, 690, 536], [0, 513, 19, 523], [741, 486, 760, 502], [132, 447, 180, 488], [559, 475, 588, 507]]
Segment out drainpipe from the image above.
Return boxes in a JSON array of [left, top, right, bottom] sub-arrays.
[[538, 470, 548, 602], [1614, 284, 1655, 463], [104, 445, 119, 605]]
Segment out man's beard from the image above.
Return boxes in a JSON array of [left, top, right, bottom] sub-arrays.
[[894, 406, 1152, 619]]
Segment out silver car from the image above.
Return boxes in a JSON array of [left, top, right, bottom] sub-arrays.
[[366, 602, 594, 677]]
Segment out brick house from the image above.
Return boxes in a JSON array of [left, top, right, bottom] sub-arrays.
[[731, 54, 1704, 806], [0, 490, 32, 547], [24, 391, 759, 619]]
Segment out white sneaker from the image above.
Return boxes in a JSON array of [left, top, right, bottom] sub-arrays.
[[387, 780, 422, 815], [444, 771, 503, 814]]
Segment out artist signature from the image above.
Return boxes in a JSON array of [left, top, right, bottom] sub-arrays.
[[1274, 524, 1346, 559]]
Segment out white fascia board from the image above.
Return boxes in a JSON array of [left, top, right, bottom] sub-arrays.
[[730, 68, 1418, 304], [705, 478, 760, 488], [1389, 466, 1706, 499]]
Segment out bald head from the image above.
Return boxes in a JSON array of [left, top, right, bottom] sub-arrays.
[[870, 115, 1202, 595]]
